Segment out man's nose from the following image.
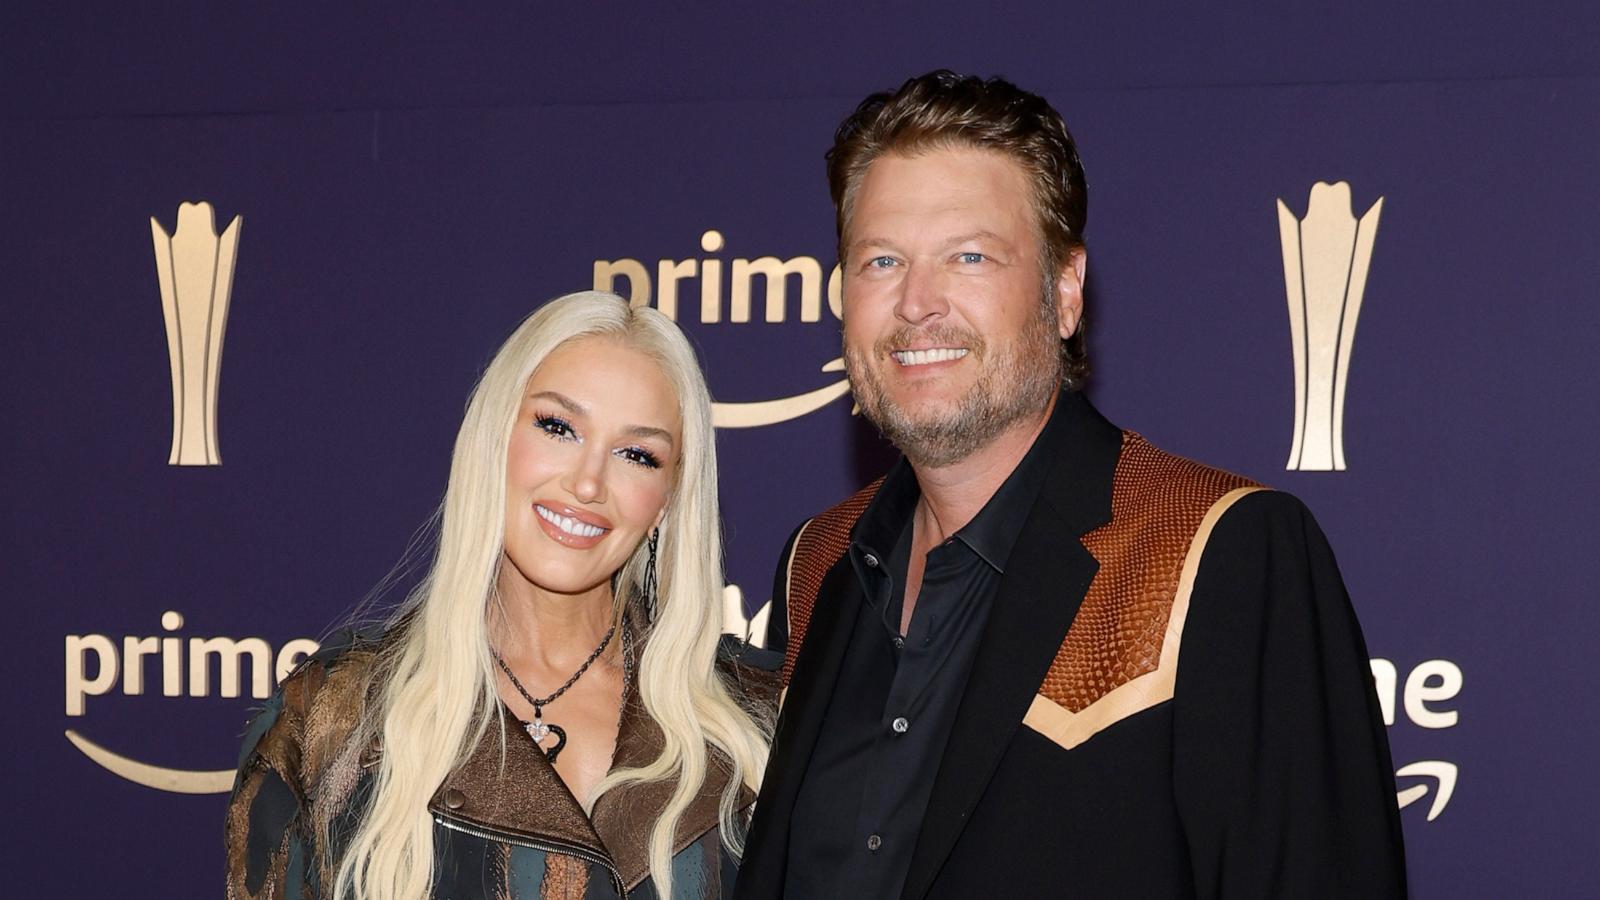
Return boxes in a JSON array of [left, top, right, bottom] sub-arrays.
[[894, 262, 948, 325]]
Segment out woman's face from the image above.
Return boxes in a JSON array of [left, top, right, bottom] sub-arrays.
[[501, 336, 681, 599]]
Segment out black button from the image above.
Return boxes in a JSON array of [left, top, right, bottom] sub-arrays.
[[891, 717, 909, 734], [867, 834, 882, 851], [891, 635, 904, 650], [864, 553, 880, 568]]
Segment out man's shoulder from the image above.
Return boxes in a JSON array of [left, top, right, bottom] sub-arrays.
[[1104, 433, 1326, 548], [800, 478, 885, 546], [773, 478, 886, 680], [782, 433, 1271, 568], [783, 476, 885, 570], [1107, 432, 1265, 515]]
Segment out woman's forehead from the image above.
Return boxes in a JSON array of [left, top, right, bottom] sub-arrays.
[[525, 337, 682, 437]]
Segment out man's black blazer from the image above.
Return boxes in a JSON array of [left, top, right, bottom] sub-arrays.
[[737, 393, 1407, 899]]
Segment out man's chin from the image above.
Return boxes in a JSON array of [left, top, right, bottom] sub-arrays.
[[881, 382, 971, 416], [877, 402, 966, 438]]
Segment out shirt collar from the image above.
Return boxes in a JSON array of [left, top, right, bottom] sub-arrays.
[[850, 390, 1075, 576]]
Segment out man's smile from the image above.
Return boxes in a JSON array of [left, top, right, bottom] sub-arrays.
[[891, 347, 970, 367]]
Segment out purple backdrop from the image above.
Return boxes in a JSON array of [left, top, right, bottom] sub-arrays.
[[5, 3, 1598, 895]]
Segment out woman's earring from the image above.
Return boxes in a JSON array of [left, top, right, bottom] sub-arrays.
[[644, 527, 660, 624]]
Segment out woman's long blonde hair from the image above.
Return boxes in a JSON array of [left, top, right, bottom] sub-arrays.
[[334, 291, 771, 899]]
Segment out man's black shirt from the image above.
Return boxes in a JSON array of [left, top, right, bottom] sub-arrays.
[[781, 400, 1063, 899]]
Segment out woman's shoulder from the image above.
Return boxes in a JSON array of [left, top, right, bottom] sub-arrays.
[[226, 627, 391, 896], [233, 626, 387, 788]]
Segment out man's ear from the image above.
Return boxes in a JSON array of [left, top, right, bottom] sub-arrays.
[[1055, 247, 1087, 339]]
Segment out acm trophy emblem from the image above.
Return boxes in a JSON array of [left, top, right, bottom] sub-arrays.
[[151, 202, 242, 466], [1277, 182, 1382, 471]]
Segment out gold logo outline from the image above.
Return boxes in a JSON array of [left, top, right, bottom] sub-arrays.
[[709, 357, 851, 428], [151, 201, 242, 466], [1395, 759, 1457, 821], [1277, 182, 1382, 472], [65, 729, 234, 794]]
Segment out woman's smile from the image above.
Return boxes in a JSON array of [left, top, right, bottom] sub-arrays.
[[533, 501, 613, 548]]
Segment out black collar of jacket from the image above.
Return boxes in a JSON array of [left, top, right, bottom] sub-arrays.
[[1029, 388, 1120, 533], [428, 645, 767, 892], [902, 389, 1120, 899], [850, 388, 1112, 571], [739, 389, 1123, 900]]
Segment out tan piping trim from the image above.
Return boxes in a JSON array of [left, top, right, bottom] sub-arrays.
[[1023, 486, 1265, 751], [776, 517, 816, 712], [783, 517, 818, 649], [784, 518, 815, 622]]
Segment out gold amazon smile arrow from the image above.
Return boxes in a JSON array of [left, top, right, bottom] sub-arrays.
[[710, 358, 851, 429], [65, 730, 235, 794]]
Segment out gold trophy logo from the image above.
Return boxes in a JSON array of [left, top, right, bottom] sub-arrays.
[[1277, 182, 1382, 472], [151, 202, 242, 466]]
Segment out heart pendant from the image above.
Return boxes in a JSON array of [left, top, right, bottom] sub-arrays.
[[524, 720, 567, 762]]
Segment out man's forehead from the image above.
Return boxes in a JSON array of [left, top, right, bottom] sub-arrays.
[[862, 146, 1029, 195], [852, 149, 1035, 242]]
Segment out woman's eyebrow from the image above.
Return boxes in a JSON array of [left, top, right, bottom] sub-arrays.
[[529, 390, 675, 446], [527, 390, 586, 416], [626, 424, 675, 447]]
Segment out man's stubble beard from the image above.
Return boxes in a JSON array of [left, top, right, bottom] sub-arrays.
[[844, 300, 1061, 469]]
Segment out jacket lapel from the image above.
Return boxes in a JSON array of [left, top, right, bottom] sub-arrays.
[[426, 641, 761, 894], [430, 706, 611, 860], [900, 392, 1122, 900], [739, 554, 864, 890], [590, 676, 753, 892]]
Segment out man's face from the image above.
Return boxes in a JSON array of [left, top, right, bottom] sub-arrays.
[[841, 145, 1080, 468]]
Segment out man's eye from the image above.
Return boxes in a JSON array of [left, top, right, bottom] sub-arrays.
[[957, 252, 986, 264], [534, 415, 576, 440], [617, 447, 662, 469], [867, 256, 898, 269]]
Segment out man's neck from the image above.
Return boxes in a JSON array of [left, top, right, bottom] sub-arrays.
[[910, 392, 1058, 546]]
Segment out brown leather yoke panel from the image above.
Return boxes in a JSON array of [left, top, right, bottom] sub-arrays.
[[781, 477, 883, 684], [1042, 433, 1257, 712], [780, 436, 1260, 723]]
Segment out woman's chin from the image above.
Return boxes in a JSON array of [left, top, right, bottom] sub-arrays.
[[497, 553, 615, 601]]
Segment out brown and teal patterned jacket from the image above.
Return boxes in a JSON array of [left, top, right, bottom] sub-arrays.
[[225, 631, 779, 899]]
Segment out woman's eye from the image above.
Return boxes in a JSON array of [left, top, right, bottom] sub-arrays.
[[534, 415, 576, 440], [617, 446, 662, 469], [957, 252, 986, 264]]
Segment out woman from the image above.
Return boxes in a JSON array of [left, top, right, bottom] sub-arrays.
[[225, 291, 776, 899]]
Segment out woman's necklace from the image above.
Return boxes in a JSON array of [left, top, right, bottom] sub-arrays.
[[493, 621, 618, 763]]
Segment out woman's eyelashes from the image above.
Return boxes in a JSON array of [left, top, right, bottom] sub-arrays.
[[618, 446, 663, 470], [533, 414, 576, 440], [533, 413, 663, 470]]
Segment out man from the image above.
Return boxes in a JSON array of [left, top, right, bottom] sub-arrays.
[[736, 71, 1407, 899]]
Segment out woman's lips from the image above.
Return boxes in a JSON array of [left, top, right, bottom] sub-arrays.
[[533, 502, 613, 549]]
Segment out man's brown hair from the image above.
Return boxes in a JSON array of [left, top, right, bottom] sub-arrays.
[[826, 69, 1090, 389]]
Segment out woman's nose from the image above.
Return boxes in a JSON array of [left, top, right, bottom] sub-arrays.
[[563, 448, 608, 504]]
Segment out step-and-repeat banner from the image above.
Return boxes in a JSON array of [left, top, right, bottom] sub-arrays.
[[5, 5, 1597, 896]]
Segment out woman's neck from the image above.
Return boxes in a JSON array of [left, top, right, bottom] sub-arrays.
[[491, 565, 619, 669]]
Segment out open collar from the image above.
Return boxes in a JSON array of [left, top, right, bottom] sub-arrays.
[[428, 648, 755, 892]]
